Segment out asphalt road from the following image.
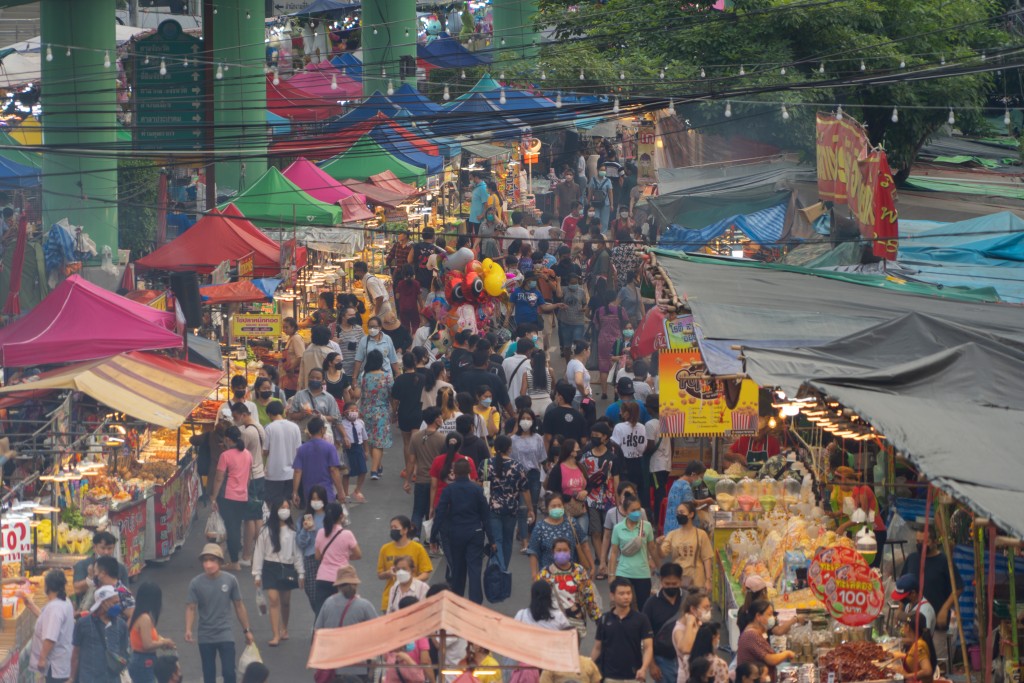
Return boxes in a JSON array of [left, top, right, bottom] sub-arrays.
[[141, 354, 608, 682]]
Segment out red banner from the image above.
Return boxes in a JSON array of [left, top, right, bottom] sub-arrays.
[[815, 113, 899, 259], [111, 499, 147, 577], [152, 461, 199, 560]]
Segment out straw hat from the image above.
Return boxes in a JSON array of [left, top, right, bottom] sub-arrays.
[[333, 566, 361, 586]]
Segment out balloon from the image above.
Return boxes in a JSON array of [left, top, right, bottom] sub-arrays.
[[465, 271, 484, 301], [481, 258, 508, 297], [445, 247, 474, 273], [466, 259, 483, 274]]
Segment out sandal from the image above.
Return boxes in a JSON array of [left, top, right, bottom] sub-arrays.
[[594, 571, 608, 580], [268, 640, 280, 647], [352, 492, 366, 503]]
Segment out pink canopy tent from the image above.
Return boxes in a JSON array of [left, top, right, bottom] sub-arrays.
[[282, 158, 358, 203], [286, 62, 361, 100], [0, 275, 182, 367]]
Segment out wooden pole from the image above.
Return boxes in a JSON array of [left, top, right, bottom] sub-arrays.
[[938, 502, 973, 683]]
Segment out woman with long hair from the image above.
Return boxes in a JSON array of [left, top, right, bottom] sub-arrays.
[[429, 432, 477, 517], [608, 494, 659, 605], [323, 352, 348, 412], [686, 657, 714, 683], [313, 502, 361, 616], [210, 425, 251, 570], [420, 361, 452, 408], [565, 339, 593, 410], [511, 408, 545, 552], [482, 434, 530, 571], [520, 348, 554, 414], [357, 349, 394, 478], [253, 498, 304, 645], [435, 385, 460, 433], [592, 278, 626, 398], [895, 613, 937, 683], [544, 438, 591, 536], [690, 622, 730, 683], [127, 582, 175, 682], [673, 590, 713, 683], [21, 569, 74, 683], [295, 485, 328, 610], [514, 580, 572, 630], [659, 500, 714, 593]]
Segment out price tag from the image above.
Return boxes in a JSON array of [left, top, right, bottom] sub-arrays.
[[1, 517, 32, 563]]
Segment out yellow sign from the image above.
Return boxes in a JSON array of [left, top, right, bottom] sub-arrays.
[[658, 350, 760, 436], [231, 313, 281, 338], [238, 253, 254, 278]]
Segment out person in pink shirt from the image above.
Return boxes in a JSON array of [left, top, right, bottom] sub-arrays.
[[209, 426, 252, 570], [313, 502, 361, 616]]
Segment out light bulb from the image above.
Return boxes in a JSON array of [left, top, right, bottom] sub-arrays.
[[700, 67, 705, 78], [540, 70, 546, 81], [499, 88, 506, 104], [499, 71, 505, 79], [981, 51, 987, 62], [224, 61, 229, 73], [443, 84, 450, 101], [104, 51, 111, 68], [781, 104, 789, 120], [940, 55, 946, 65], [619, 71, 625, 80], [668, 98, 675, 115], [144, 55, 150, 65], [579, 69, 585, 80], [555, 92, 562, 109], [373, 27, 378, 35], [331, 74, 338, 90], [387, 79, 394, 96], [381, 67, 387, 77], [184, 57, 189, 67], [891, 107, 899, 123], [660, 67, 665, 79], [819, 63, 825, 74], [859, 60, 865, 71], [948, 108, 955, 125], [836, 105, 843, 121], [780, 66, 786, 75], [46, 45, 53, 62], [613, 96, 620, 113], [245, 9, 251, 19], [159, 58, 167, 76], [768, 416, 777, 429], [273, 69, 280, 86], [216, 62, 224, 79], [1005, 109, 1012, 127], [65, 46, 71, 57], [213, 5, 217, 13], [460, 69, 466, 80], [404, 28, 409, 37], [500, 37, 506, 45], [725, 101, 732, 118], [739, 65, 745, 76], [899, 59, 905, 69]]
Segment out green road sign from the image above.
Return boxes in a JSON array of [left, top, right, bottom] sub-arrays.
[[133, 20, 206, 152]]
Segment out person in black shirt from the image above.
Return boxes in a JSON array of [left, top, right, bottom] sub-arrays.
[[643, 563, 686, 683], [408, 227, 446, 291], [453, 346, 514, 419], [429, 459, 493, 604], [391, 353, 425, 475], [553, 246, 583, 285], [448, 330, 476, 384], [455, 413, 490, 466], [899, 523, 963, 629], [543, 381, 588, 452], [592, 578, 654, 682]]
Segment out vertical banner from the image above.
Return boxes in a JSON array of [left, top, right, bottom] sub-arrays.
[[637, 123, 657, 186], [111, 500, 147, 577], [815, 113, 899, 258]]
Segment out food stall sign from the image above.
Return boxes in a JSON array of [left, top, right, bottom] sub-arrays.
[[0, 517, 31, 563], [658, 349, 759, 436], [231, 314, 282, 338], [237, 252, 255, 278], [808, 545, 883, 626]]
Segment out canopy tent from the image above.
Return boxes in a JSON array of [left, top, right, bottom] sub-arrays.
[[186, 333, 222, 370], [266, 73, 342, 122], [365, 170, 419, 199], [0, 275, 181, 367], [330, 52, 362, 80], [389, 83, 445, 117], [0, 128, 40, 168], [0, 155, 40, 188], [0, 351, 223, 429], [649, 187, 791, 232], [339, 179, 413, 208], [219, 203, 283, 249], [428, 93, 529, 139], [274, 112, 450, 162], [221, 167, 343, 228], [450, 73, 502, 102], [340, 195, 375, 222], [288, 0, 360, 16], [266, 110, 291, 135], [308, 590, 578, 673], [658, 201, 789, 251], [282, 157, 360, 203], [6, 116, 41, 146], [367, 125, 444, 175], [417, 33, 491, 70], [285, 64, 362, 100], [136, 209, 281, 276], [319, 135, 427, 186], [200, 278, 281, 304], [740, 313, 1024, 539]]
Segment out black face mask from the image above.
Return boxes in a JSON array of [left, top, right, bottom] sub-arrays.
[[676, 514, 690, 526], [259, 391, 272, 399], [347, 316, 360, 325], [233, 390, 245, 399], [389, 529, 403, 542], [662, 587, 682, 599]]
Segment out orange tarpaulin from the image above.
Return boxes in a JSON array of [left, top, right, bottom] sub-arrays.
[[307, 590, 579, 673]]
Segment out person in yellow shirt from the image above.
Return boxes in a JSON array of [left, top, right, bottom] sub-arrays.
[[376, 515, 433, 611], [472, 388, 500, 440], [464, 644, 503, 683]]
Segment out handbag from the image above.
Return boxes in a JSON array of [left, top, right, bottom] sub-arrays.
[[620, 519, 646, 557], [314, 599, 354, 683], [92, 617, 128, 675]]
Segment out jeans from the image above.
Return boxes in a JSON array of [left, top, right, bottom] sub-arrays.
[[558, 322, 585, 349], [218, 497, 247, 563], [198, 641, 236, 683], [655, 655, 678, 683], [129, 651, 156, 683], [517, 469, 542, 540], [596, 204, 610, 233], [411, 482, 432, 538], [489, 512, 517, 570], [446, 527, 485, 603]]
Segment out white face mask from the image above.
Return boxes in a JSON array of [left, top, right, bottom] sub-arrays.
[[395, 569, 412, 584], [368, 327, 381, 336], [277, 508, 291, 521], [348, 412, 359, 421], [701, 609, 712, 623], [311, 500, 324, 511], [519, 419, 533, 430]]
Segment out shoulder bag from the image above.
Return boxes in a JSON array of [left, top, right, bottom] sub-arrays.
[[620, 519, 646, 557], [313, 598, 355, 683], [92, 617, 128, 676], [561, 465, 587, 519]]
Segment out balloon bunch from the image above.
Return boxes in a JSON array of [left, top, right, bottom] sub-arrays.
[[440, 249, 515, 334]]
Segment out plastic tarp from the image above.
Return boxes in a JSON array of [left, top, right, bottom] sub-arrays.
[[0, 351, 223, 429], [221, 167, 342, 228], [187, 333, 222, 370], [741, 313, 1024, 540], [136, 209, 281, 276], [659, 201, 788, 251], [655, 160, 817, 197], [282, 157, 359, 203], [0, 275, 182, 366], [0, 155, 40, 188], [199, 278, 281, 304], [417, 33, 491, 69], [285, 65, 361, 100], [266, 110, 291, 135], [320, 135, 426, 185], [903, 175, 1024, 201], [267, 73, 342, 122], [5, 117, 41, 146], [323, 92, 400, 130], [898, 212, 1024, 264], [331, 52, 362, 81], [338, 179, 412, 208], [340, 195, 375, 222], [0, 128, 40, 168], [308, 590, 578, 673], [648, 188, 790, 233]]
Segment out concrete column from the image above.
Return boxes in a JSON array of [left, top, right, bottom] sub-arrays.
[[213, 0, 267, 192], [493, 0, 538, 60], [40, 0, 118, 253], [361, 0, 417, 98]]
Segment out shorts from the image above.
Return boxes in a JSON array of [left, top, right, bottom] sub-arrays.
[[588, 505, 607, 536], [260, 559, 299, 591], [346, 442, 368, 477], [384, 325, 412, 352]]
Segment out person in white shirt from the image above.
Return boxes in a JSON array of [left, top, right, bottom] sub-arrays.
[[514, 580, 572, 631], [252, 498, 305, 645], [501, 337, 536, 404], [503, 210, 531, 252], [644, 393, 671, 527], [219, 374, 259, 422], [264, 401, 303, 505]]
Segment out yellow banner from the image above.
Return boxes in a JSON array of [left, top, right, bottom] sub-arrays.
[[231, 313, 281, 338], [658, 350, 760, 436]]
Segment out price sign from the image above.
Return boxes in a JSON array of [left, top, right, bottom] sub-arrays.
[[1, 517, 32, 563], [808, 544, 883, 626], [808, 545, 866, 600]]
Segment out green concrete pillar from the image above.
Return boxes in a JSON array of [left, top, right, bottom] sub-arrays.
[[40, 0, 118, 254], [213, 0, 267, 192], [361, 0, 418, 98], [493, 0, 539, 60]]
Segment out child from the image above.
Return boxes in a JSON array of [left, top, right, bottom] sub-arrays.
[[609, 322, 635, 386], [339, 403, 369, 503], [394, 265, 423, 336]]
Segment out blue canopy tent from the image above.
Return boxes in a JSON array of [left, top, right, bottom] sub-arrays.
[[266, 110, 291, 135], [390, 110, 462, 158], [289, 0, 360, 17], [0, 156, 41, 188], [330, 52, 362, 81], [323, 92, 401, 131], [418, 33, 491, 69], [428, 92, 529, 139], [367, 125, 444, 175], [389, 83, 445, 117], [658, 201, 789, 252]]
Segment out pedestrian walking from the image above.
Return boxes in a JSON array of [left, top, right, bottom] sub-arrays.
[[127, 582, 175, 683], [264, 399, 302, 505], [481, 434, 531, 571], [296, 485, 329, 611], [355, 349, 395, 480], [71, 585, 130, 683], [608, 494, 659, 606], [208, 426, 252, 570], [292, 417, 346, 508], [21, 569, 74, 683], [376, 515, 432, 612], [184, 544, 254, 683], [253, 498, 304, 646], [313, 567, 379, 681], [591, 578, 654, 683], [313, 503, 362, 615], [528, 492, 591, 579], [338, 403, 369, 503], [429, 459, 492, 604]]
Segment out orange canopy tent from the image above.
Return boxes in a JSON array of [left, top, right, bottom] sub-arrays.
[[307, 590, 579, 673]]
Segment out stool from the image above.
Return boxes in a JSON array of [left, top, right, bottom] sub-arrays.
[[884, 539, 908, 574]]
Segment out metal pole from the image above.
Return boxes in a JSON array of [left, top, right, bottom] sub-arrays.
[[129, 0, 140, 26], [202, 0, 217, 212]]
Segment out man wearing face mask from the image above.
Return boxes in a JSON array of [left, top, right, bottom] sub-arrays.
[[92, 556, 134, 622], [643, 563, 686, 683], [314, 567, 379, 680], [219, 375, 258, 423], [561, 202, 583, 244], [71, 585, 130, 683], [588, 164, 614, 234], [511, 272, 564, 333], [264, 400, 302, 505]]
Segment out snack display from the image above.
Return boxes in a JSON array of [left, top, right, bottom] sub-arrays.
[[819, 642, 893, 680]]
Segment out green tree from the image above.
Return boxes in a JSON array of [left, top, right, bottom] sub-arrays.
[[528, 0, 1010, 182], [117, 158, 159, 258]]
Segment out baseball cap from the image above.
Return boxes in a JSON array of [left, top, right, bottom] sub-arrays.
[[91, 585, 118, 612], [744, 575, 768, 593], [616, 376, 635, 396], [891, 574, 920, 601]]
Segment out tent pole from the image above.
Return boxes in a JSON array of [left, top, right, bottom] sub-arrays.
[[939, 501, 972, 683]]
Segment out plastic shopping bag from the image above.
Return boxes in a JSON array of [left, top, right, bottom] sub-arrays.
[[238, 642, 262, 670], [255, 588, 268, 616], [205, 511, 226, 544]]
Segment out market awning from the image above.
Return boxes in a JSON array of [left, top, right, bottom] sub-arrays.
[[0, 351, 223, 429], [199, 278, 281, 304], [307, 590, 578, 672]]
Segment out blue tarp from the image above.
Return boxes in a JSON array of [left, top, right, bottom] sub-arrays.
[[288, 0, 359, 16], [899, 212, 1024, 264], [658, 201, 789, 252], [418, 33, 491, 69], [266, 110, 291, 135], [952, 544, 1024, 645], [330, 52, 362, 81], [0, 155, 40, 188]]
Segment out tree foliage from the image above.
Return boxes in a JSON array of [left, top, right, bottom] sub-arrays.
[[117, 159, 158, 258]]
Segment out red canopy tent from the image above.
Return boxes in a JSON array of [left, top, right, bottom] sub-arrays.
[[220, 204, 283, 249], [0, 275, 182, 367], [340, 195, 375, 222], [267, 73, 343, 122], [285, 64, 361, 99], [136, 209, 281, 276], [367, 170, 421, 199]]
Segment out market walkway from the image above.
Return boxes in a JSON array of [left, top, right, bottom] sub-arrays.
[[140, 352, 603, 682]]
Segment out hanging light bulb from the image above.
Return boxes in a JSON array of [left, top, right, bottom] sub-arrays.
[[103, 51, 111, 68], [899, 59, 905, 68], [860, 59, 866, 71], [159, 58, 167, 75], [891, 107, 899, 123], [579, 68, 585, 80], [245, 9, 251, 19], [659, 67, 665, 79], [404, 28, 409, 37], [700, 67, 705, 78], [940, 54, 946, 65], [212, 4, 217, 13], [555, 92, 562, 109], [223, 61, 229, 73], [781, 104, 789, 121], [216, 62, 224, 79], [443, 84, 450, 100], [331, 73, 338, 90], [499, 70, 505, 80], [540, 70, 546, 80], [65, 46, 71, 57], [948, 107, 955, 125], [613, 96, 620, 113], [981, 51, 987, 62], [499, 88, 506, 104], [724, 101, 732, 118], [1005, 109, 1012, 127], [836, 105, 843, 121], [460, 69, 466, 79], [183, 57, 189, 67], [144, 55, 150, 65], [780, 66, 786, 75], [45, 45, 53, 62], [819, 62, 825, 74], [500, 37, 506, 45], [381, 67, 387, 77], [738, 65, 745, 76], [667, 98, 675, 115], [272, 68, 280, 86], [387, 79, 394, 95], [619, 71, 625, 80], [373, 27, 378, 35], [768, 416, 778, 429]]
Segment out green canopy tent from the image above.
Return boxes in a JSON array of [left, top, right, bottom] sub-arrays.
[[449, 73, 501, 103], [319, 135, 427, 186], [0, 128, 41, 169], [220, 167, 343, 229]]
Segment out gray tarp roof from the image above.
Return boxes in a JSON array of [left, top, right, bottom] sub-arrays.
[[740, 313, 1024, 539]]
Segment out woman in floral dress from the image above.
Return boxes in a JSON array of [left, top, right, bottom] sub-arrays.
[[356, 350, 394, 470]]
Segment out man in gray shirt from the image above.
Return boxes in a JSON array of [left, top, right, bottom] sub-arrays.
[[314, 566, 378, 680], [185, 544, 253, 683]]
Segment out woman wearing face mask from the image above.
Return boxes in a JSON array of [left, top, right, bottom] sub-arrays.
[[736, 575, 805, 634], [673, 591, 713, 683], [528, 493, 592, 579], [377, 515, 432, 612], [386, 559, 430, 616], [482, 434, 531, 571], [608, 495, 659, 605], [478, 208, 506, 260], [893, 613, 936, 683], [511, 409, 545, 552], [520, 348, 554, 415], [473, 387, 501, 440], [599, 480, 642, 581], [253, 377, 285, 427], [258, 366, 288, 403], [429, 433, 478, 517], [355, 349, 394, 480], [690, 622, 730, 683], [252, 499, 304, 646], [736, 600, 796, 683], [609, 321, 635, 387], [544, 439, 592, 537], [658, 501, 713, 593], [538, 538, 601, 639], [323, 352, 349, 412], [295, 486, 329, 610]]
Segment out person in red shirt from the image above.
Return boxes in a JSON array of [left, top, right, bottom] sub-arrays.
[[393, 266, 423, 336], [428, 433, 479, 513], [561, 202, 583, 243]]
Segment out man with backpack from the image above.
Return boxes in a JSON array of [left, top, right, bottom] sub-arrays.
[[408, 227, 446, 294], [588, 164, 614, 234]]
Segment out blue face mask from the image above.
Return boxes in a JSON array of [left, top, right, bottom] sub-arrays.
[[628, 510, 642, 522], [107, 604, 123, 619], [482, 397, 493, 407], [526, 281, 537, 290], [406, 642, 417, 652]]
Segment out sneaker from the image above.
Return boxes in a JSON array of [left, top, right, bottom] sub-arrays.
[[239, 559, 252, 568], [370, 471, 380, 481]]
